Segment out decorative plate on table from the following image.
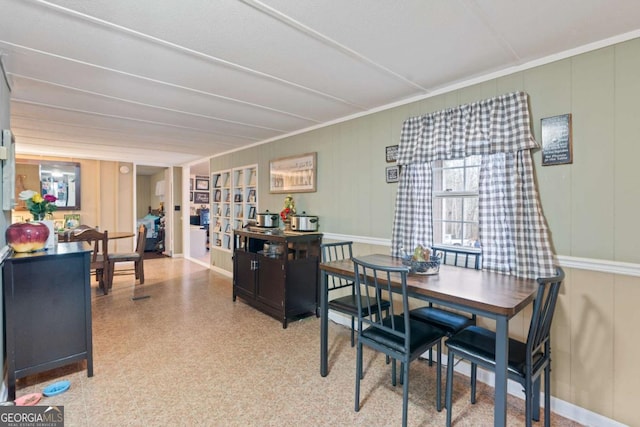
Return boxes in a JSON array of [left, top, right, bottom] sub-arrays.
[[15, 393, 42, 406], [43, 380, 71, 397]]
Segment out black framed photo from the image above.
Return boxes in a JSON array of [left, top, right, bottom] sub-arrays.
[[385, 165, 399, 183], [195, 178, 209, 191], [189, 192, 193, 202], [194, 192, 209, 204], [386, 145, 399, 163], [541, 114, 573, 166], [214, 189, 221, 202], [247, 189, 256, 203], [234, 193, 242, 202], [248, 206, 256, 219]]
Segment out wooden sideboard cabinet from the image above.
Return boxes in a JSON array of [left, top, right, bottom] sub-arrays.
[[2, 242, 93, 400], [233, 229, 322, 328]]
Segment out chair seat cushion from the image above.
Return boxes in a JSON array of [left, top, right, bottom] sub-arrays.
[[410, 306, 475, 336], [445, 326, 543, 377], [361, 315, 444, 354], [108, 252, 141, 262], [329, 294, 390, 317]]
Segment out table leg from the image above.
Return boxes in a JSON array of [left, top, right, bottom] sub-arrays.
[[320, 270, 329, 377], [494, 316, 508, 427]]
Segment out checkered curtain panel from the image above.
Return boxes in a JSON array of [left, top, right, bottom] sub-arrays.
[[391, 162, 432, 257], [392, 91, 555, 279]]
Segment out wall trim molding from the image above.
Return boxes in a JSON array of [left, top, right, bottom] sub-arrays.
[[322, 233, 640, 277]]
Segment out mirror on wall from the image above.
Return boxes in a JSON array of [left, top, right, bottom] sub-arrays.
[[15, 160, 81, 211]]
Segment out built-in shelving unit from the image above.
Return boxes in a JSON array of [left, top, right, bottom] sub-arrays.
[[232, 164, 258, 232], [211, 164, 257, 252], [211, 169, 232, 251]]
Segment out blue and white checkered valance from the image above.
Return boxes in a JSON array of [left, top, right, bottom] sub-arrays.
[[392, 92, 555, 279]]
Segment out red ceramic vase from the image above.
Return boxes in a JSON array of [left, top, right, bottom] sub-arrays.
[[5, 222, 50, 253]]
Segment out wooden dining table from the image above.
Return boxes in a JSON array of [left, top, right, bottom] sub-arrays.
[[319, 253, 538, 427]]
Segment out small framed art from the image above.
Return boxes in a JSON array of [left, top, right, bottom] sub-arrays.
[[386, 145, 399, 163], [195, 178, 209, 191], [385, 166, 399, 183], [194, 192, 209, 204]]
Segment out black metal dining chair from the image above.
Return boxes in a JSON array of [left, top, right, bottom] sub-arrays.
[[321, 241, 391, 347], [352, 257, 447, 427], [409, 247, 479, 394], [444, 267, 565, 427]]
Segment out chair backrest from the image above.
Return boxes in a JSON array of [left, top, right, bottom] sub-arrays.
[[64, 226, 108, 264], [321, 241, 354, 291], [135, 224, 147, 255], [353, 257, 412, 352], [526, 267, 565, 357], [432, 245, 481, 269]]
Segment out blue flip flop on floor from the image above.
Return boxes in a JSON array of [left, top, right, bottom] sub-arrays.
[[43, 380, 71, 397]]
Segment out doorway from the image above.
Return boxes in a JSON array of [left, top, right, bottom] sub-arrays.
[[187, 160, 210, 264], [136, 165, 169, 257]]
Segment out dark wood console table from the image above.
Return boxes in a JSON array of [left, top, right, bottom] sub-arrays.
[[2, 242, 93, 400], [233, 229, 322, 328]]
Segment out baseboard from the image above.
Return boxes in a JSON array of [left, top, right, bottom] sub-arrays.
[[327, 312, 628, 427], [210, 264, 233, 278]]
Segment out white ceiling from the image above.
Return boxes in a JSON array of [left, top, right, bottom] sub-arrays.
[[1, 0, 640, 167]]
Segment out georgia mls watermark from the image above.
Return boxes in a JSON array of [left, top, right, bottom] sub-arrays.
[[0, 406, 64, 427]]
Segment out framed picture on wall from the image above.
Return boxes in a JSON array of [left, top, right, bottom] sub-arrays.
[[194, 192, 209, 204], [190, 178, 194, 190], [269, 152, 317, 193], [385, 165, 400, 183], [190, 192, 193, 202], [386, 145, 399, 163], [541, 114, 573, 166], [195, 178, 209, 191]]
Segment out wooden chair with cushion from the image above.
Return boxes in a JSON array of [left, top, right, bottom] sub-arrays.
[[60, 225, 110, 294], [352, 257, 447, 427], [107, 224, 146, 291], [444, 267, 565, 427]]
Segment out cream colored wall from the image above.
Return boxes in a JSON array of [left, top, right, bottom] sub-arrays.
[[136, 175, 151, 218], [207, 37, 640, 426]]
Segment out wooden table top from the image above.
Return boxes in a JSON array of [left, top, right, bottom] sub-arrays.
[[320, 253, 538, 317], [58, 230, 134, 240]]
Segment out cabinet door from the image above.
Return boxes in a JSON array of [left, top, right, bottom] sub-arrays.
[[6, 253, 88, 370], [256, 255, 285, 309], [234, 251, 256, 297]]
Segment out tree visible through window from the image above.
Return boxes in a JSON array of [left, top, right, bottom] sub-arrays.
[[432, 156, 480, 248]]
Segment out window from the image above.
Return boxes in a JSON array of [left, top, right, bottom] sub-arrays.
[[432, 156, 480, 248]]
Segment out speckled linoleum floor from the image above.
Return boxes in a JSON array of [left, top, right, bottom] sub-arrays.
[[14, 257, 584, 426]]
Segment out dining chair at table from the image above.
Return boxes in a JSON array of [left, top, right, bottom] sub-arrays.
[[444, 267, 565, 427], [60, 225, 111, 294], [408, 247, 479, 396], [107, 224, 146, 292], [352, 257, 447, 427], [321, 241, 391, 348]]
